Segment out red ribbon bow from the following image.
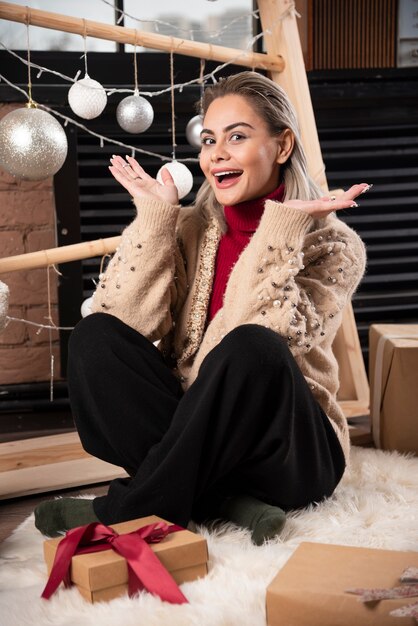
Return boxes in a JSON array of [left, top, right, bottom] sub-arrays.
[[41, 521, 188, 604]]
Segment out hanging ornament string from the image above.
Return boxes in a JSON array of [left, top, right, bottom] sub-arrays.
[[25, 7, 35, 108], [170, 48, 176, 161], [82, 18, 89, 76], [45, 265, 59, 330], [199, 58, 205, 113], [68, 24, 107, 120], [156, 46, 193, 200], [116, 32, 154, 136], [133, 33, 139, 94], [46, 265, 60, 402]]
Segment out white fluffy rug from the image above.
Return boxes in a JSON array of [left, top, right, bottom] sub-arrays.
[[1, 446, 417, 626]]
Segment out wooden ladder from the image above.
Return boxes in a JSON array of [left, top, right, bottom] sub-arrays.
[[0, 0, 370, 499]]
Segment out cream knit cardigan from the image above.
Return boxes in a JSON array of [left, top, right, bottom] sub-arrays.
[[92, 197, 366, 462]]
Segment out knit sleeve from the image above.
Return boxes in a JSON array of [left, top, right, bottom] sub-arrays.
[[221, 200, 366, 355], [90, 197, 187, 342]]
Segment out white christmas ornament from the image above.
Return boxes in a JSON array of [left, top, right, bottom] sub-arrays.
[[68, 74, 107, 120], [81, 296, 94, 318], [0, 280, 9, 333], [0, 106, 68, 181], [186, 114, 203, 149], [156, 161, 193, 200], [116, 90, 154, 134]]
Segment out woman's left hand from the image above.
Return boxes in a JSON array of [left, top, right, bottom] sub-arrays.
[[284, 183, 371, 218]]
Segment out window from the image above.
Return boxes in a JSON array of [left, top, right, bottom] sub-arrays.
[[0, 0, 255, 53], [123, 0, 254, 52], [0, 0, 116, 51]]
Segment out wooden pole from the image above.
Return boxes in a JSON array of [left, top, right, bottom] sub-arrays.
[[257, 0, 327, 191], [0, 0, 369, 418], [257, 0, 369, 411], [0, 1, 284, 72], [0, 237, 120, 274]]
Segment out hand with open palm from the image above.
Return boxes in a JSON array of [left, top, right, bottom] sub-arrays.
[[285, 183, 372, 218], [109, 155, 179, 206]]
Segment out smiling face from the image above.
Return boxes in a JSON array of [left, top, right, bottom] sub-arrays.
[[199, 94, 292, 206]]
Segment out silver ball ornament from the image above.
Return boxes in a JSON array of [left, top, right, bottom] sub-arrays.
[[156, 161, 194, 200], [116, 91, 154, 133], [81, 296, 94, 318], [0, 106, 68, 181], [186, 114, 203, 149], [68, 74, 107, 120]]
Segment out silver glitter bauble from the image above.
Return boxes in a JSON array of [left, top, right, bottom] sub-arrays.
[[116, 91, 154, 133], [80, 296, 93, 318], [186, 114, 203, 149], [0, 106, 68, 181], [156, 161, 194, 200], [68, 74, 107, 120]]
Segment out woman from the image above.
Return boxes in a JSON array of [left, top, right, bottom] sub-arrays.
[[35, 72, 367, 545]]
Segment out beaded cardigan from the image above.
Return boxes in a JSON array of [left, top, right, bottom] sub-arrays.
[[91, 196, 366, 462]]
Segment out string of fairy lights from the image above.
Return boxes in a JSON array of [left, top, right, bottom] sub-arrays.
[[0, 1, 300, 397], [0, 15, 275, 167], [0, 0, 300, 177], [101, 0, 261, 41]]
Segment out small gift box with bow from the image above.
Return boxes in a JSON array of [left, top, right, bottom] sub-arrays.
[[42, 515, 208, 604]]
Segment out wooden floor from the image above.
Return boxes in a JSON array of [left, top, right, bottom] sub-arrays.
[[0, 482, 109, 544]]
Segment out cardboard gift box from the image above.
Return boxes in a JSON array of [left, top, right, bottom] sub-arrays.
[[369, 323, 418, 454], [266, 542, 418, 626], [43, 515, 208, 603]]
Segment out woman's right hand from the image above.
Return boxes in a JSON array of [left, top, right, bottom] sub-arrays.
[[109, 155, 179, 206]]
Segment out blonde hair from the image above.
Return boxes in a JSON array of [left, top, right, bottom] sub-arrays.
[[194, 71, 323, 226]]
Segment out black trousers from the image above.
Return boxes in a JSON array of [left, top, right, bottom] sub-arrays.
[[67, 313, 345, 527]]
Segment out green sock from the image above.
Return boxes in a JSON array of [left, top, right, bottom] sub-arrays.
[[34, 498, 99, 537], [219, 494, 286, 546]]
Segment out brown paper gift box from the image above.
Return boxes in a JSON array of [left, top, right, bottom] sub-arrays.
[[369, 323, 418, 454], [266, 542, 418, 626], [43, 515, 208, 603]]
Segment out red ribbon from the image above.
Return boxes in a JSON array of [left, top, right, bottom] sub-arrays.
[[41, 521, 188, 604]]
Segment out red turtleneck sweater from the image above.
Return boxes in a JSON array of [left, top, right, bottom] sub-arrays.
[[207, 184, 285, 322]]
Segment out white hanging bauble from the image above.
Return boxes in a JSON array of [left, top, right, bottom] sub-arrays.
[[186, 114, 203, 150], [68, 74, 107, 120], [156, 161, 194, 200], [0, 280, 9, 333], [0, 106, 68, 181], [80, 296, 94, 318], [116, 90, 154, 133]]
